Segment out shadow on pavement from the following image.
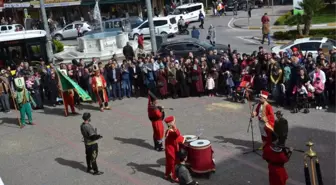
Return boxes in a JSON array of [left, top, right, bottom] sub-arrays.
[[127, 162, 164, 178], [114, 137, 154, 150], [55, 158, 87, 172], [0, 117, 20, 127], [214, 135, 263, 152], [42, 106, 66, 116]]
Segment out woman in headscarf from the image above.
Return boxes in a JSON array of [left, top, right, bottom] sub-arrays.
[[157, 64, 168, 99], [167, 62, 178, 99], [207, 24, 216, 45]]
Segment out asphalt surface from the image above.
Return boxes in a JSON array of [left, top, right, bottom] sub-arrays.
[[61, 6, 294, 57], [0, 96, 335, 185]]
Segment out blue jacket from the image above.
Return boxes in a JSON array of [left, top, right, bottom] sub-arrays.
[[191, 29, 200, 39]]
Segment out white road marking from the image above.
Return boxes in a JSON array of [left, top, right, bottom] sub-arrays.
[[227, 17, 260, 32], [236, 36, 261, 44]]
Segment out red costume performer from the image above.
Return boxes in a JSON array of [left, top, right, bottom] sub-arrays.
[[147, 91, 165, 151], [164, 116, 185, 182], [262, 132, 292, 185], [62, 90, 76, 116], [254, 91, 275, 146], [92, 65, 110, 112]]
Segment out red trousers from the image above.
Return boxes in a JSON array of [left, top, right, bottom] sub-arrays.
[[63, 92, 75, 114], [165, 155, 177, 179], [268, 164, 288, 185]]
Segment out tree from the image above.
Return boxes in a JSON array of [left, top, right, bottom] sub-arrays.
[[285, 14, 304, 36], [299, 0, 325, 35]]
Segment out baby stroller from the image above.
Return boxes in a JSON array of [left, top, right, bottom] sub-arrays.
[[291, 85, 310, 114], [232, 75, 253, 103]]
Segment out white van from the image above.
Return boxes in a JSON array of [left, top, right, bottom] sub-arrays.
[[172, 3, 206, 22], [129, 16, 178, 40]]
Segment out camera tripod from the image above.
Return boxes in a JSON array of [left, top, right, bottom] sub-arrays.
[[243, 104, 261, 156]]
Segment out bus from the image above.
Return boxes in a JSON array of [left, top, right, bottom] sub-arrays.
[[0, 30, 49, 69]]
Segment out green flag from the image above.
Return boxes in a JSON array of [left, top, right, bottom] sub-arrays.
[[56, 69, 92, 102]]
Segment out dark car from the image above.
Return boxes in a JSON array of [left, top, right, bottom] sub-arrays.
[[225, 0, 256, 11], [157, 38, 229, 58]]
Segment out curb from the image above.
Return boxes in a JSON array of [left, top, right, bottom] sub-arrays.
[[233, 19, 336, 30], [251, 36, 289, 44]]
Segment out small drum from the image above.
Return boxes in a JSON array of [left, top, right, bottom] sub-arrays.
[[188, 139, 215, 174], [183, 135, 198, 145]]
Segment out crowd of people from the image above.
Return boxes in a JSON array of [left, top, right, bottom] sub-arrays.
[[1, 44, 335, 115]]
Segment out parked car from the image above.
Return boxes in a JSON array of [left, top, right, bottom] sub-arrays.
[[272, 37, 336, 58], [170, 3, 205, 22], [157, 38, 229, 58], [129, 16, 178, 40], [0, 24, 25, 34], [225, 0, 255, 11], [51, 21, 91, 40]]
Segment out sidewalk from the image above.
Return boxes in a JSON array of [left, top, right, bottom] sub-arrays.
[[233, 17, 336, 30]]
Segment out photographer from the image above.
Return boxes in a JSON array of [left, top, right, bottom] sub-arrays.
[[80, 112, 104, 175]]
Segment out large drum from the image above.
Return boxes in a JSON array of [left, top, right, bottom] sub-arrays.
[[188, 139, 215, 173], [181, 135, 198, 164]]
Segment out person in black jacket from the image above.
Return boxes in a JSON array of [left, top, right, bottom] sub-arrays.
[[123, 42, 135, 61], [80, 112, 103, 175], [274, 111, 288, 146]]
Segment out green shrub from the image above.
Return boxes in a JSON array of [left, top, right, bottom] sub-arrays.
[[274, 11, 293, 25], [53, 39, 64, 53], [273, 29, 336, 40]]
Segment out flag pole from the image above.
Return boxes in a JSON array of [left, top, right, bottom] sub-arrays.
[[10, 88, 22, 128], [56, 69, 68, 116]]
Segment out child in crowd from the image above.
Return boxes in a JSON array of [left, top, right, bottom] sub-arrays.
[[206, 74, 215, 97], [313, 77, 325, 110]]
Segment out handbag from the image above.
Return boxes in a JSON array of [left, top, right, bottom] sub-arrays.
[[206, 35, 210, 40]]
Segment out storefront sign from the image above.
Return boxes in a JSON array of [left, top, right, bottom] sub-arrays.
[[30, 0, 80, 7], [3, 2, 30, 8]]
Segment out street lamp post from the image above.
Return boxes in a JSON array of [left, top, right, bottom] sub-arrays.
[[145, 0, 157, 53], [39, 0, 54, 64]]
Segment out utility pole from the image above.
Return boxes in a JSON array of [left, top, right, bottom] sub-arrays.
[[145, 0, 157, 53], [39, 0, 54, 64]]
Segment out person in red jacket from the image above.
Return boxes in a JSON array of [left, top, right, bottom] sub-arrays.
[[148, 91, 165, 151], [263, 132, 293, 185], [252, 90, 275, 148], [91, 64, 110, 112], [138, 33, 144, 50], [164, 116, 185, 182]]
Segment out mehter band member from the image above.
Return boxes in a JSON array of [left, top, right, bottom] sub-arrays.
[[147, 91, 165, 151], [274, 111, 288, 146], [164, 116, 185, 182], [175, 148, 199, 185], [62, 89, 78, 116], [252, 90, 275, 148], [92, 64, 110, 112], [80, 112, 104, 175], [14, 77, 36, 128], [262, 132, 293, 185]]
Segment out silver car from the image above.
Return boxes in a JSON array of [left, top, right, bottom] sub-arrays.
[[52, 21, 91, 40]]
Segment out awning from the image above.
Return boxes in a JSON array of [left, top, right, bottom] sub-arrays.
[[81, 0, 140, 6]]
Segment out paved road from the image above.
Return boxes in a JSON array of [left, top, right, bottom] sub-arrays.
[[0, 96, 335, 185], [61, 6, 294, 57]]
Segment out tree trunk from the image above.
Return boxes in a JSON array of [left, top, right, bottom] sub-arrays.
[[303, 16, 312, 35], [297, 23, 303, 36]]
